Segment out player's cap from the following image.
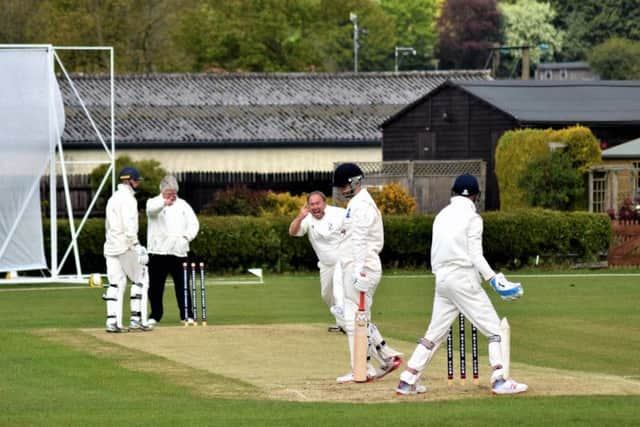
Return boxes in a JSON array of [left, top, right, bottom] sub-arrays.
[[333, 163, 364, 187], [118, 166, 142, 181], [452, 173, 479, 196]]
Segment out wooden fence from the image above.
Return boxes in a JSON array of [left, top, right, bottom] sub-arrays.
[[608, 220, 640, 266]]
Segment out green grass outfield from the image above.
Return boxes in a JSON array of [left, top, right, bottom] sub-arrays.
[[0, 271, 639, 426]]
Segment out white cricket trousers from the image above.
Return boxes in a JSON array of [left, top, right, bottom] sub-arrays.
[[407, 266, 506, 381]]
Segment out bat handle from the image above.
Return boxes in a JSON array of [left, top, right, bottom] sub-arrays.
[[358, 291, 365, 311]]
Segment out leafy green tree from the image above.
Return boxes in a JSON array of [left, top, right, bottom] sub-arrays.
[[378, 0, 440, 70], [176, 0, 394, 72], [90, 155, 167, 210], [437, 0, 501, 69], [499, 0, 564, 68], [588, 37, 640, 80], [519, 150, 584, 210], [550, 0, 640, 61]]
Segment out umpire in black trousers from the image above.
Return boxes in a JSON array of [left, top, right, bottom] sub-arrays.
[[145, 175, 200, 325]]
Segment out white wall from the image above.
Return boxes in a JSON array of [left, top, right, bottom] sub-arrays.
[[62, 146, 382, 174]]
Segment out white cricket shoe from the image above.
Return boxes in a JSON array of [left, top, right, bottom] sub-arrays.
[[395, 380, 427, 395], [187, 318, 195, 325], [129, 320, 153, 332], [491, 378, 528, 395], [147, 318, 157, 327], [105, 324, 128, 333]]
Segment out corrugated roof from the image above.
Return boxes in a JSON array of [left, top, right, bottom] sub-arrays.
[[602, 137, 640, 158], [454, 80, 640, 124], [59, 70, 492, 146]]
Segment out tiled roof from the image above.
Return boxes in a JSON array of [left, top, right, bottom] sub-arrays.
[[59, 71, 492, 146]]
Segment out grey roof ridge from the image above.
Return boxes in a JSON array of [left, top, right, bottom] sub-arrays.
[[65, 69, 492, 79]]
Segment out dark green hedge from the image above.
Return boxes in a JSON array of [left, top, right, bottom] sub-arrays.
[[44, 210, 611, 274]]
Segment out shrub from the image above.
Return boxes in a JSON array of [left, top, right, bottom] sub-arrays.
[[368, 183, 417, 215], [495, 126, 601, 210], [201, 185, 268, 216], [43, 210, 611, 273], [258, 192, 308, 217], [518, 150, 584, 210]]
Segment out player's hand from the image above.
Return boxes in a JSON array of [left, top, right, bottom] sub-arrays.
[[134, 245, 149, 266], [298, 203, 310, 218], [353, 271, 370, 292], [489, 273, 523, 300]]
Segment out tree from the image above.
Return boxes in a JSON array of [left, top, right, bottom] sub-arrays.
[[437, 0, 501, 69], [588, 37, 640, 80], [90, 155, 167, 211], [499, 0, 564, 68], [550, 0, 640, 61], [176, 0, 395, 72], [378, 0, 440, 70]]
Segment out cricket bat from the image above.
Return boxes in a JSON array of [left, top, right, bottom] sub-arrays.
[[353, 291, 368, 382], [500, 317, 511, 379]]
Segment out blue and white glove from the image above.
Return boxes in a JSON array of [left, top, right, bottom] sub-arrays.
[[489, 273, 523, 300], [134, 245, 149, 266]]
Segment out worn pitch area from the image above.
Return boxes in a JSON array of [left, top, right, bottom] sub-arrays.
[[45, 324, 640, 403]]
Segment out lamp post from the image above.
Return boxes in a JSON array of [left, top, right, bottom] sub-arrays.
[[350, 13, 359, 73], [394, 46, 416, 73]]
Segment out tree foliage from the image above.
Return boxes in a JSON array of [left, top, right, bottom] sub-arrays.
[[550, 0, 640, 61], [499, 0, 564, 64], [90, 155, 167, 210], [437, 0, 501, 69], [378, 0, 440, 70], [588, 37, 640, 80]]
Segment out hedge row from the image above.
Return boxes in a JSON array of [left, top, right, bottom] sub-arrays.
[[45, 210, 611, 274]]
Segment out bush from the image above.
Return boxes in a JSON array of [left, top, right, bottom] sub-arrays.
[[43, 210, 611, 273], [495, 126, 601, 210], [368, 183, 417, 215], [201, 185, 269, 216], [258, 192, 308, 217], [518, 151, 585, 210]]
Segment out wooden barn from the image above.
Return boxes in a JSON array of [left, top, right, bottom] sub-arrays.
[[380, 80, 640, 210]]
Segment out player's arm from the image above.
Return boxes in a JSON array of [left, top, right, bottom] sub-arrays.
[[288, 204, 310, 236], [467, 215, 495, 281]]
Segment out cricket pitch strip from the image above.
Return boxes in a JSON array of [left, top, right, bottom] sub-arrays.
[[41, 324, 640, 403]]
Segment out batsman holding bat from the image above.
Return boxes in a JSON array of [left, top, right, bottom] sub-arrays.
[[333, 163, 404, 384], [395, 174, 527, 395]]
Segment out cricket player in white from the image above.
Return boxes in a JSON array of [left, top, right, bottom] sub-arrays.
[[395, 174, 527, 395], [289, 191, 346, 330], [102, 167, 152, 333], [333, 163, 403, 383]]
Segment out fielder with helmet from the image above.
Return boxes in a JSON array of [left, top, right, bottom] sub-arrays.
[[102, 167, 152, 333], [333, 163, 404, 383], [395, 173, 527, 395]]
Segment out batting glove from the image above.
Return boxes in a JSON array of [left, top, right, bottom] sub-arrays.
[[134, 245, 149, 266], [489, 273, 523, 301], [353, 271, 370, 292]]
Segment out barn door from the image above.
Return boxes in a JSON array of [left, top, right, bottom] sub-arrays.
[[417, 132, 436, 160]]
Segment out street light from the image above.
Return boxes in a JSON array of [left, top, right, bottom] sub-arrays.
[[349, 13, 367, 73], [350, 13, 359, 72], [395, 46, 416, 73]]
